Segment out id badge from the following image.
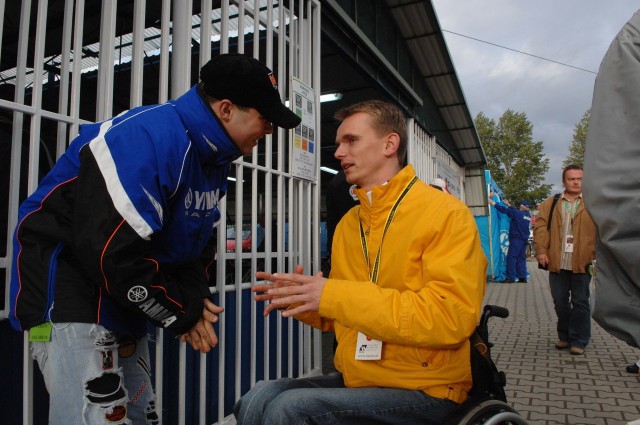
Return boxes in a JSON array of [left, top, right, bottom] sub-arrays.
[[564, 234, 574, 253], [355, 331, 382, 360]]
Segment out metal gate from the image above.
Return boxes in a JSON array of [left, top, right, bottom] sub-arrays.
[[0, 1, 322, 423], [407, 118, 465, 201]]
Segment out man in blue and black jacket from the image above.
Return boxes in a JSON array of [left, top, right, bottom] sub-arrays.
[[9, 53, 300, 425]]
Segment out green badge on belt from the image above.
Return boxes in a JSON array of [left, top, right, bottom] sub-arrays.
[[28, 322, 52, 342]]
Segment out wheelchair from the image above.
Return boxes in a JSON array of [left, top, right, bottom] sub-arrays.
[[442, 305, 529, 425]]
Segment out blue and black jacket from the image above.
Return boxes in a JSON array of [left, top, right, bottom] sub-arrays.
[[10, 85, 241, 338]]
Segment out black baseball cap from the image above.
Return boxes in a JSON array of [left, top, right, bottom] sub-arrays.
[[200, 53, 302, 129]]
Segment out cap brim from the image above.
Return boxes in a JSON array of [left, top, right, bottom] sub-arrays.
[[259, 99, 302, 129]]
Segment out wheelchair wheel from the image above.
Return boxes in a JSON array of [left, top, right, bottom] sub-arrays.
[[455, 399, 527, 425]]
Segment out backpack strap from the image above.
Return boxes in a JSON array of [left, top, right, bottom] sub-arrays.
[[547, 193, 561, 231]]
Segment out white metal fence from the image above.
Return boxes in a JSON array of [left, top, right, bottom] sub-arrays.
[[407, 118, 465, 201], [0, 1, 322, 423]]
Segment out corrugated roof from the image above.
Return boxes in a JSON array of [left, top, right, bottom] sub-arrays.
[[386, 0, 486, 167]]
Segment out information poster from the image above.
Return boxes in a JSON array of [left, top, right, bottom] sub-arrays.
[[290, 77, 317, 181]]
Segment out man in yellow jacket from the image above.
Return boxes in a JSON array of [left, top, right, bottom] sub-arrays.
[[234, 100, 487, 424]]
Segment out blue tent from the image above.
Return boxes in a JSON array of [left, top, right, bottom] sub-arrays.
[[474, 170, 510, 281]]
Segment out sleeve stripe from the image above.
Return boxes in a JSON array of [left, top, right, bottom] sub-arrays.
[[89, 120, 155, 240]]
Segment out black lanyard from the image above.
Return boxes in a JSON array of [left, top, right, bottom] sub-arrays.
[[358, 176, 418, 284]]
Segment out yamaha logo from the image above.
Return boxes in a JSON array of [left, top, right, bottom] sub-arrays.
[[128, 286, 148, 303], [185, 188, 193, 209]]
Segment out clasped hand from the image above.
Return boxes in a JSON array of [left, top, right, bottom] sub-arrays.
[[252, 264, 326, 317], [180, 298, 224, 353]]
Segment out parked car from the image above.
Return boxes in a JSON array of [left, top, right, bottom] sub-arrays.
[[226, 224, 264, 252]]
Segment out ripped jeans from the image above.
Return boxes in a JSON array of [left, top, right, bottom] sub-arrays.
[[30, 322, 159, 425]]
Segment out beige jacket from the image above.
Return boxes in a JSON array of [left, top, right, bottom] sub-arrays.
[[533, 193, 596, 273]]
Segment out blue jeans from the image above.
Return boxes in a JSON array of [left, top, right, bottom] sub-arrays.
[[233, 372, 458, 425], [30, 322, 159, 425], [549, 270, 591, 349]]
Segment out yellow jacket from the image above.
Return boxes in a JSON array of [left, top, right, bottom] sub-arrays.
[[296, 166, 487, 403]]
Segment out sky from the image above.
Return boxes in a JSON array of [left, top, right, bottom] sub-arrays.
[[430, 1, 640, 191]]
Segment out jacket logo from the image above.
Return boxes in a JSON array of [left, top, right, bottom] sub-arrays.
[[268, 72, 277, 89], [128, 286, 148, 302], [185, 188, 220, 212], [137, 299, 177, 328]]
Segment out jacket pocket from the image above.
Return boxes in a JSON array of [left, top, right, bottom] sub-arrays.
[[416, 346, 451, 369]]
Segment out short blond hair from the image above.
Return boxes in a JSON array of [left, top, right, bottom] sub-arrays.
[[334, 100, 407, 165]]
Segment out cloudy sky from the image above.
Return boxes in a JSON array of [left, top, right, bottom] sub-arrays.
[[430, 1, 639, 191]]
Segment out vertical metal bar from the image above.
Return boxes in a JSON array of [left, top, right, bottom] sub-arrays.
[[312, 0, 322, 373], [55, 0, 74, 158], [171, 0, 192, 99], [158, 0, 170, 103], [69, 0, 85, 140], [14, 0, 33, 425], [252, 0, 259, 58], [200, 0, 212, 64], [249, 173, 258, 388], [27, 0, 47, 193], [171, 3, 193, 424], [96, 0, 117, 121], [265, 0, 273, 68], [248, 0, 261, 393], [23, 332, 33, 425], [0, 0, 5, 65], [199, 352, 206, 425], [198, 0, 212, 409], [217, 194, 228, 424], [4, 0, 31, 326], [237, 0, 245, 53], [130, 0, 146, 108], [234, 168, 244, 402], [305, 0, 315, 374], [220, 0, 229, 53], [155, 4, 170, 421], [260, 0, 274, 382], [286, 178, 294, 378], [297, 180, 304, 376], [178, 341, 186, 425], [155, 328, 164, 425]]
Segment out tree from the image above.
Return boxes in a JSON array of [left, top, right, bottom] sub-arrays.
[[476, 109, 551, 206], [562, 109, 590, 168]]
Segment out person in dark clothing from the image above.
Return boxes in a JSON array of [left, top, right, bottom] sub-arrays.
[[488, 198, 532, 283], [8, 54, 300, 425]]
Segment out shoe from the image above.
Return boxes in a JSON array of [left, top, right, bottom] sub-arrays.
[[498, 279, 515, 283], [555, 341, 569, 350], [517, 278, 527, 283], [626, 364, 639, 374], [570, 347, 585, 355]]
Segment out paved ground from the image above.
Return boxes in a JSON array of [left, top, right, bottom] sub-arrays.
[[321, 260, 640, 424], [486, 261, 640, 424]]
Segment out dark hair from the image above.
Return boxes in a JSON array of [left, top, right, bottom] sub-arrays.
[[562, 164, 583, 181], [334, 100, 407, 165]]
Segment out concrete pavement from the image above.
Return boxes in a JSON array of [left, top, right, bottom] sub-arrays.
[[485, 260, 640, 424]]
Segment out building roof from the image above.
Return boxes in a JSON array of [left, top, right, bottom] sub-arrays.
[[387, 0, 486, 168]]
